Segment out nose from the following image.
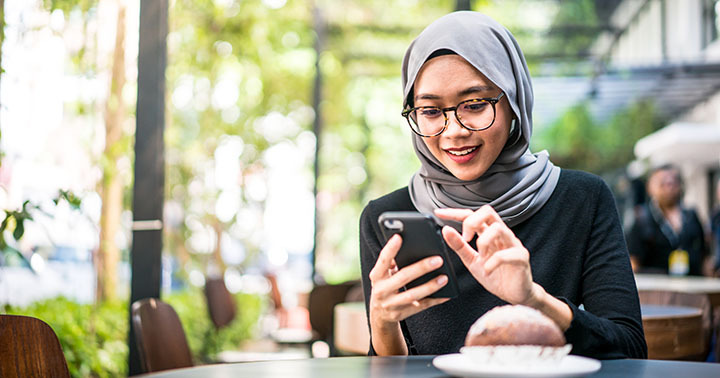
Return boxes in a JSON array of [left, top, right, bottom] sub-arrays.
[[443, 110, 472, 137]]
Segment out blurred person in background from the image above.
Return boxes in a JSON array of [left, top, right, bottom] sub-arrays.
[[626, 165, 708, 276]]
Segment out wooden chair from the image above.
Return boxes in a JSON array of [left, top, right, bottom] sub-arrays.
[[308, 280, 360, 355], [0, 314, 71, 378], [131, 298, 194, 373], [638, 290, 712, 360], [204, 276, 237, 329]]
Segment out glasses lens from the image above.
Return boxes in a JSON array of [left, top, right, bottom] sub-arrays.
[[457, 99, 494, 130], [410, 107, 444, 136]]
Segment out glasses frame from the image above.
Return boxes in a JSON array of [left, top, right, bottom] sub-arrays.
[[401, 92, 505, 137]]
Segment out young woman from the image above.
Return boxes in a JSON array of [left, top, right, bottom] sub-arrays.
[[359, 11, 647, 359]]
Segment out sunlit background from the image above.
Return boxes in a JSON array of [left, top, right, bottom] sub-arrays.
[[2, 0, 720, 375]]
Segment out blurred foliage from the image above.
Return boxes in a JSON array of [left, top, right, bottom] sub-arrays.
[[165, 0, 318, 275], [4, 297, 128, 378], [165, 289, 265, 362], [42, 0, 95, 13], [3, 290, 262, 377], [547, 0, 597, 46], [41, 0, 99, 72], [162, 0, 433, 281], [601, 100, 666, 170], [534, 99, 665, 174], [0, 190, 82, 268]]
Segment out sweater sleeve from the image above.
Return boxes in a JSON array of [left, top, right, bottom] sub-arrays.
[[563, 180, 648, 359], [359, 203, 381, 356]]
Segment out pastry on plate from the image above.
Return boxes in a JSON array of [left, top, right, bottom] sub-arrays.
[[461, 305, 571, 366], [465, 304, 565, 347]]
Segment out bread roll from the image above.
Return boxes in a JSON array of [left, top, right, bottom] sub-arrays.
[[465, 305, 565, 347]]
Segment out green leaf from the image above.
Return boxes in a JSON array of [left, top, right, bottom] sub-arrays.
[[59, 190, 83, 210], [12, 220, 24, 241], [0, 212, 9, 233], [1, 245, 32, 270]]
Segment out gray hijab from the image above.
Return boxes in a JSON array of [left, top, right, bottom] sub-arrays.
[[404, 11, 560, 227]]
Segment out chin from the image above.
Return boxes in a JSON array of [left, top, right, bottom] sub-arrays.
[[450, 169, 485, 181]]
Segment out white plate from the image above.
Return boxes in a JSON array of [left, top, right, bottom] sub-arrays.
[[432, 353, 601, 378]]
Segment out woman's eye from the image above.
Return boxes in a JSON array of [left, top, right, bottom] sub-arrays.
[[419, 108, 442, 117], [462, 102, 488, 112]]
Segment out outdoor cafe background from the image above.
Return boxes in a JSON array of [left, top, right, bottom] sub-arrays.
[[1, 0, 720, 376]]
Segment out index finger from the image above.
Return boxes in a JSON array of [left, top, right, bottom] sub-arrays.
[[369, 234, 402, 282], [434, 208, 474, 222], [462, 205, 502, 242]]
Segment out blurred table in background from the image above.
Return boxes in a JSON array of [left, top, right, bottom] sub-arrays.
[[635, 274, 720, 361], [333, 302, 369, 355], [635, 274, 720, 307], [641, 304, 704, 360]]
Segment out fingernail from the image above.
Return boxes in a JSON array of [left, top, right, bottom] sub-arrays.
[[430, 256, 442, 266], [437, 275, 448, 285]]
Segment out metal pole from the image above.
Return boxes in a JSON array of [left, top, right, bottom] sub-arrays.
[[128, 0, 167, 374], [311, 5, 324, 283], [455, 0, 471, 11]]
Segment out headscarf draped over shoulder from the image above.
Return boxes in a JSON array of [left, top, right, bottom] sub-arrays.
[[403, 11, 560, 227]]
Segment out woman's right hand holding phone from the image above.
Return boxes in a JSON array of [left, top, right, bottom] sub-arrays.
[[368, 234, 450, 355]]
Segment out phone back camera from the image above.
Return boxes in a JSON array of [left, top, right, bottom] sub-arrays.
[[383, 219, 404, 232]]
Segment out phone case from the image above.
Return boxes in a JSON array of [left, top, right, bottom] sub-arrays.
[[378, 211, 459, 298]]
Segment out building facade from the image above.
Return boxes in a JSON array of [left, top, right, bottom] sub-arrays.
[[594, 0, 720, 223]]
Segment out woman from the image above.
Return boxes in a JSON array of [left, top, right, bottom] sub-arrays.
[[359, 11, 647, 359], [626, 165, 708, 276]]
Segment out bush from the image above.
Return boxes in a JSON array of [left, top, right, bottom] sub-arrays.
[[4, 290, 263, 377], [165, 289, 265, 363], [4, 297, 128, 377]]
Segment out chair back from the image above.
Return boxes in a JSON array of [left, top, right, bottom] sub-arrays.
[[204, 276, 237, 329], [131, 298, 194, 373], [638, 289, 712, 360], [308, 281, 359, 343], [0, 314, 71, 378]]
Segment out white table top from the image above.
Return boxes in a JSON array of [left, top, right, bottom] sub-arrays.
[[635, 273, 720, 294]]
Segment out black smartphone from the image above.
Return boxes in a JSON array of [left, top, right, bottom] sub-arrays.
[[378, 211, 459, 299]]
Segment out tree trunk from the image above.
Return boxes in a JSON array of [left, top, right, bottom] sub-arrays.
[[210, 218, 226, 275], [97, 0, 126, 302], [455, 0, 471, 11]]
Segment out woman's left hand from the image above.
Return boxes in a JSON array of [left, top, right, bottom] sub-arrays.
[[435, 205, 542, 306]]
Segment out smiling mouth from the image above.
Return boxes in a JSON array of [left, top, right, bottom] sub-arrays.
[[445, 146, 479, 156]]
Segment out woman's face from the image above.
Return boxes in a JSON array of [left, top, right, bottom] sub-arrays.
[[648, 168, 682, 207], [413, 54, 513, 181]]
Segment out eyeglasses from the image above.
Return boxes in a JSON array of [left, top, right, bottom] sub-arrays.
[[401, 92, 505, 137]]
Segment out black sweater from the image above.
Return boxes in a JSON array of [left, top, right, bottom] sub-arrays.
[[359, 169, 647, 359]]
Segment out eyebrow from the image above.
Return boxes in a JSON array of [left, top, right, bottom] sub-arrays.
[[414, 85, 496, 102]]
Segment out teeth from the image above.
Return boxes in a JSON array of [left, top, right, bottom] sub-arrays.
[[447, 146, 478, 156]]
